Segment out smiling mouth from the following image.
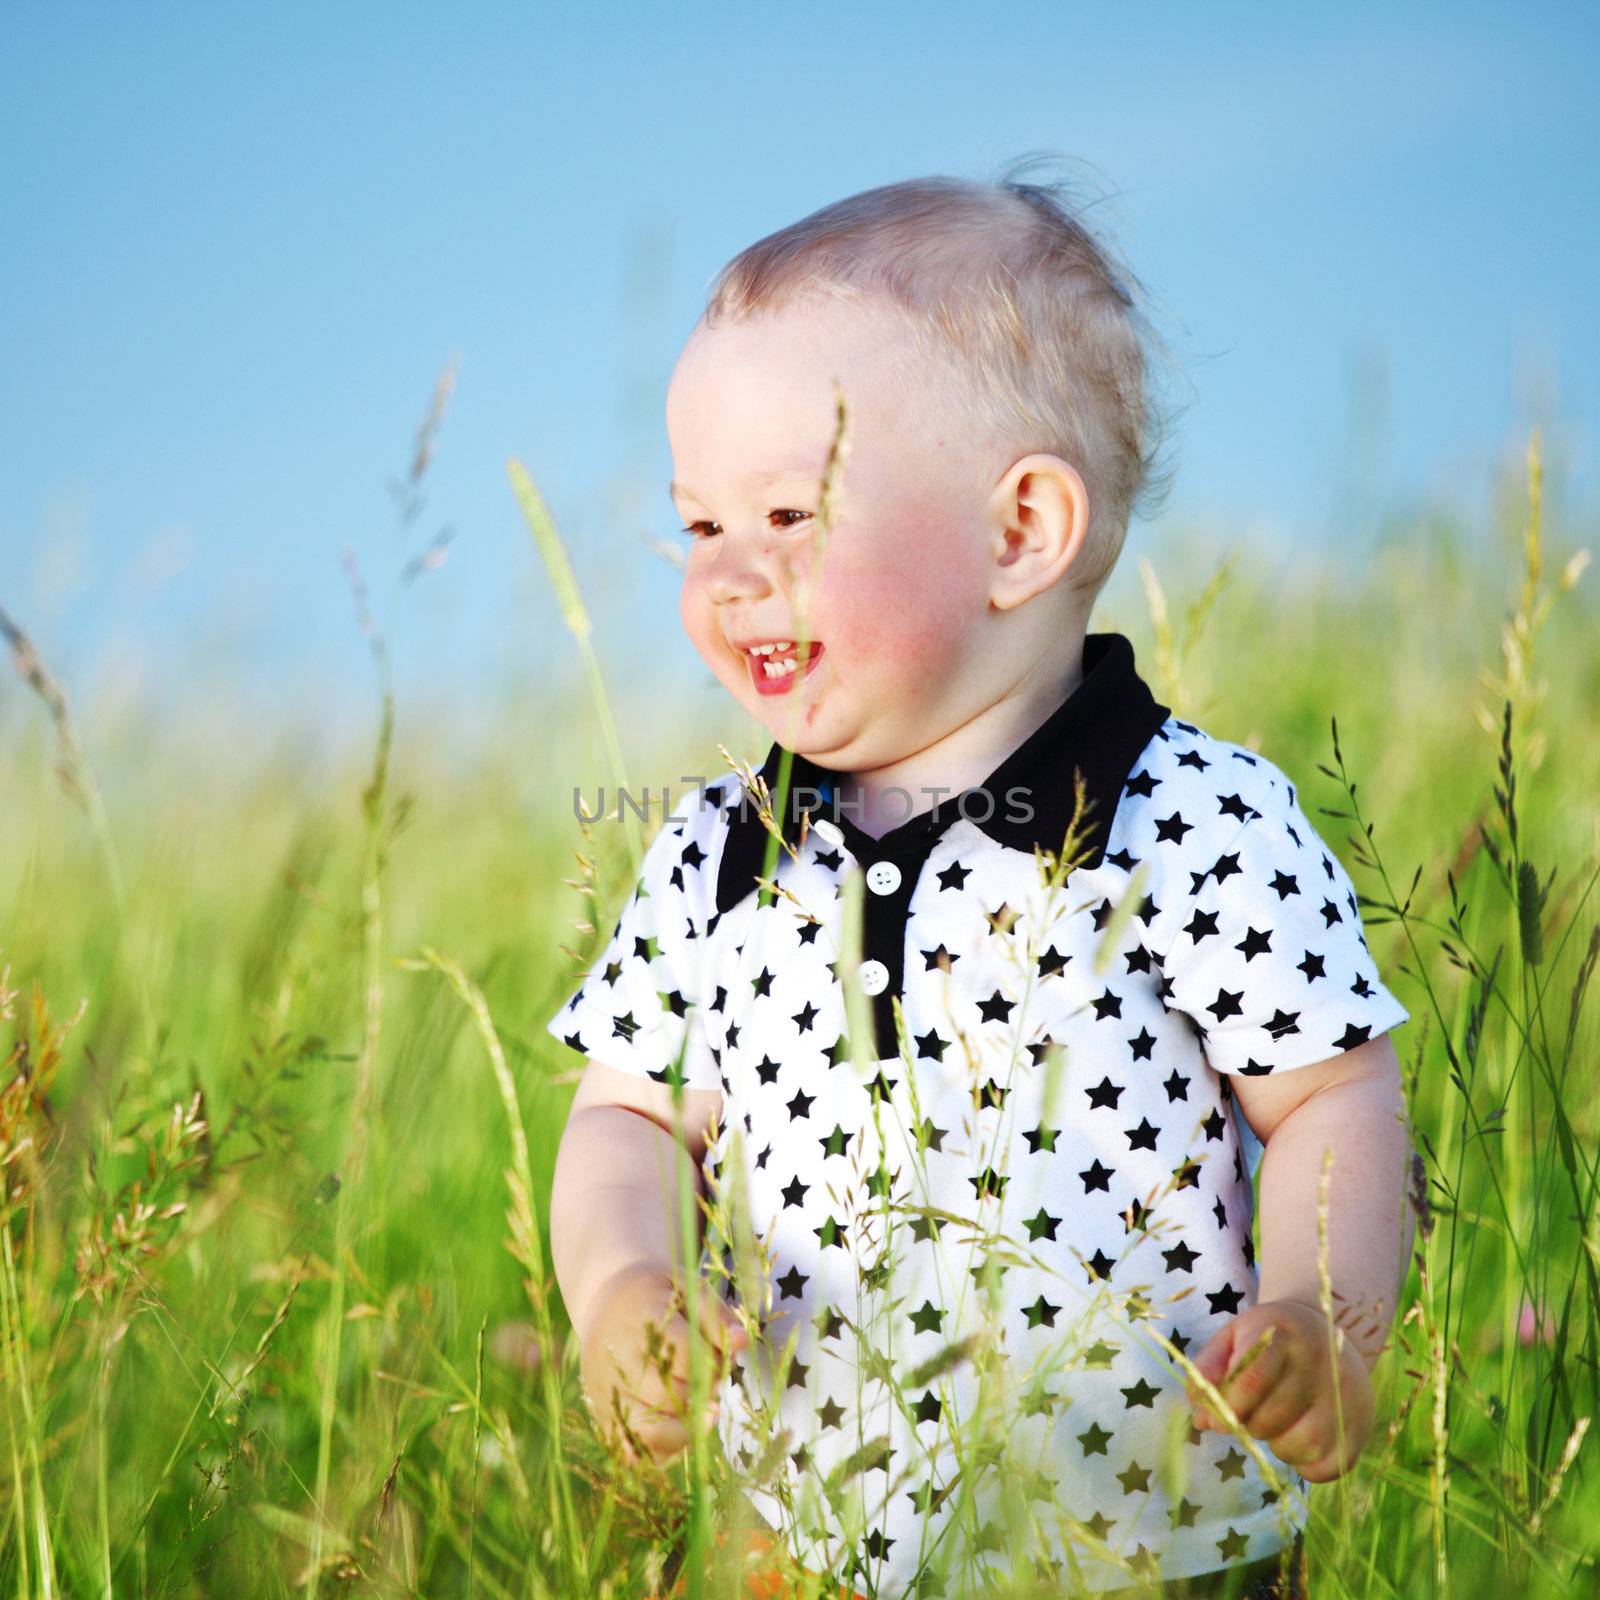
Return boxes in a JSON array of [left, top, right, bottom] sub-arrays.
[[744, 640, 824, 695]]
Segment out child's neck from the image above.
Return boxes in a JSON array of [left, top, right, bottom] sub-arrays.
[[831, 643, 1086, 842]]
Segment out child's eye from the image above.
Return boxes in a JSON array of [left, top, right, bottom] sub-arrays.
[[677, 510, 811, 540]]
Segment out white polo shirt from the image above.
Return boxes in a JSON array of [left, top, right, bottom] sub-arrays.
[[547, 632, 1408, 1597]]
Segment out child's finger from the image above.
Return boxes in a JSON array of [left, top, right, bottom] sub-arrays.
[[1207, 1326, 1289, 1432]]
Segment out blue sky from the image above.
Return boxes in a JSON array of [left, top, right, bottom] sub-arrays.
[[2, 1, 1596, 749]]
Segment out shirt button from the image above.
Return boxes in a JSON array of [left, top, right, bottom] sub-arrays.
[[866, 860, 902, 895], [811, 817, 845, 847], [857, 958, 891, 996]]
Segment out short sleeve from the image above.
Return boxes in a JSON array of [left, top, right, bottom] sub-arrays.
[[1161, 784, 1409, 1077], [543, 800, 723, 1092]]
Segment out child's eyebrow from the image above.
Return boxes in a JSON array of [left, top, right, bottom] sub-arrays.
[[669, 467, 816, 502]]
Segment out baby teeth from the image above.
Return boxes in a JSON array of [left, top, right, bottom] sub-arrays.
[[761, 656, 799, 677]]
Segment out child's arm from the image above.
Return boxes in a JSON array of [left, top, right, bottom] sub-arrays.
[[551, 1058, 745, 1462], [1187, 1034, 1415, 1480], [551, 1057, 717, 1332], [1248, 1032, 1415, 1362]]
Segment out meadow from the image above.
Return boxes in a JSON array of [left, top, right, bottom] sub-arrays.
[[2, 415, 1598, 1598]]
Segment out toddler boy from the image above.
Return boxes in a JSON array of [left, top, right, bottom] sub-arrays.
[[547, 168, 1414, 1598]]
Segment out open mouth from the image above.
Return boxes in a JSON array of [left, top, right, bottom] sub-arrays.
[[743, 640, 824, 695]]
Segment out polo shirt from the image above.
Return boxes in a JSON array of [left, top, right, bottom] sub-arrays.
[[546, 631, 1408, 1597]]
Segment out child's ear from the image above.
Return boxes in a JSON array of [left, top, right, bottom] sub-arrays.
[[986, 452, 1091, 611]]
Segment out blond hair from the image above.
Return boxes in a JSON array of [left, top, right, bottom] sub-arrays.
[[702, 154, 1189, 597]]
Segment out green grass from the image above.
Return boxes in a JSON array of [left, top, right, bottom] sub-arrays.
[[2, 430, 1599, 1598]]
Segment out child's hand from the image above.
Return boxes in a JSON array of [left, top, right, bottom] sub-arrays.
[[1184, 1299, 1375, 1482], [578, 1264, 747, 1465]]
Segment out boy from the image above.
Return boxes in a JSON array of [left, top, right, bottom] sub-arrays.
[[546, 168, 1414, 1598]]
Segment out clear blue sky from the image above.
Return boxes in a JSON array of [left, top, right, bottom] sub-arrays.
[[2, 1, 1596, 749]]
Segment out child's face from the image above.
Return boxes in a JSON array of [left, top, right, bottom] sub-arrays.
[[666, 296, 1001, 771]]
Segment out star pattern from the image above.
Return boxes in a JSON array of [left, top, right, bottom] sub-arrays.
[[545, 636, 1407, 1596]]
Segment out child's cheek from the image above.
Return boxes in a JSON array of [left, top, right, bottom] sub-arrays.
[[818, 528, 982, 676]]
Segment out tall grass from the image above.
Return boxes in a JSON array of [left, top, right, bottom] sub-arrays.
[[1, 399, 1597, 1597]]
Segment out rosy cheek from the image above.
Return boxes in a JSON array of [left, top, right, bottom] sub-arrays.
[[819, 543, 972, 674]]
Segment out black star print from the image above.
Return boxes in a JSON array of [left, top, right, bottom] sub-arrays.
[[1269, 869, 1300, 899], [977, 1079, 1007, 1111], [1085, 1248, 1116, 1281], [1207, 1282, 1245, 1315], [922, 944, 957, 972], [1080, 1158, 1113, 1193], [1086, 1076, 1124, 1110], [1212, 852, 1242, 885], [1125, 1117, 1159, 1151], [1124, 769, 1158, 798], [1125, 944, 1155, 974], [1207, 987, 1245, 1022], [984, 902, 1020, 934], [1235, 926, 1272, 960], [818, 1396, 845, 1429], [1218, 792, 1253, 822], [1162, 1239, 1201, 1274], [1121, 1377, 1161, 1409], [970, 1168, 1008, 1201], [914, 1392, 943, 1425], [1025, 1207, 1060, 1242], [795, 919, 822, 945], [1217, 1528, 1249, 1562], [1129, 1027, 1156, 1060], [786, 1087, 814, 1120], [751, 966, 775, 997], [1155, 811, 1193, 844], [1217, 1447, 1247, 1481], [1202, 1107, 1228, 1141], [814, 1305, 844, 1340], [777, 1266, 807, 1300], [936, 860, 971, 891], [1266, 1007, 1301, 1037], [814, 1215, 847, 1248], [1170, 1498, 1202, 1530], [977, 989, 1015, 1024], [1078, 1422, 1112, 1457], [910, 1300, 943, 1334], [915, 1118, 946, 1154], [755, 1055, 780, 1085], [1024, 1295, 1060, 1328], [1334, 1021, 1373, 1050], [1024, 1123, 1058, 1154], [1038, 944, 1070, 977], [791, 1000, 819, 1033], [603, 959, 623, 985], [1184, 908, 1220, 943], [814, 846, 843, 872], [865, 1162, 899, 1198], [781, 1176, 809, 1209], [1092, 989, 1123, 1020], [820, 1124, 851, 1158], [1298, 950, 1326, 981], [1163, 1069, 1188, 1102], [1117, 1460, 1153, 1495], [1321, 898, 1343, 927]]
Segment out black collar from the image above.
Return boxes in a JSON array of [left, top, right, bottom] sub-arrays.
[[712, 632, 1169, 916]]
